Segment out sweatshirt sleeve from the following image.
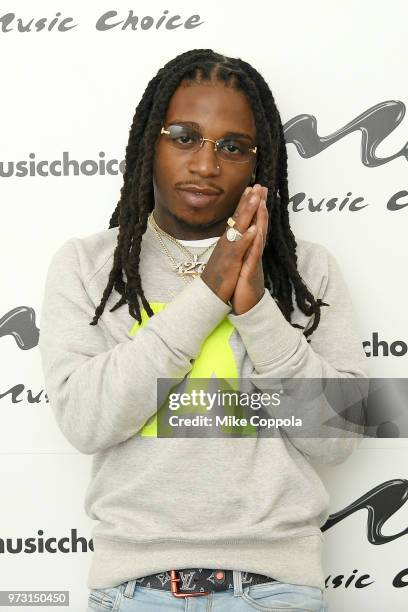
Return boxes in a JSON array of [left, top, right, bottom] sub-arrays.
[[38, 238, 231, 455], [227, 245, 370, 466]]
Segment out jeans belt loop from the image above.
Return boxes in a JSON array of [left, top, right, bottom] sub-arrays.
[[123, 579, 136, 598]]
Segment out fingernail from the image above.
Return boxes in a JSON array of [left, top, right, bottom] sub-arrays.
[[248, 225, 256, 233], [244, 187, 251, 195]]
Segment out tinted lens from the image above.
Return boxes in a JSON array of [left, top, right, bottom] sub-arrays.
[[165, 124, 201, 150], [217, 138, 251, 162]]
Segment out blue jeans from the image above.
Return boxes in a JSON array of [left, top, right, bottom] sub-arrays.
[[87, 571, 329, 611]]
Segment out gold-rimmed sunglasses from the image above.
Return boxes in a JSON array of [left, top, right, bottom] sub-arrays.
[[160, 123, 257, 164]]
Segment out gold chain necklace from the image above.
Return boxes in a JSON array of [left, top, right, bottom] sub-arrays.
[[148, 212, 218, 281]]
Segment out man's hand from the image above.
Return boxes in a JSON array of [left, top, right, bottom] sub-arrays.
[[200, 183, 268, 308], [230, 184, 268, 314], [200, 186, 260, 304]]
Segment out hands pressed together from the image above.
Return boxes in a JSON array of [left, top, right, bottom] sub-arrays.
[[200, 183, 269, 315]]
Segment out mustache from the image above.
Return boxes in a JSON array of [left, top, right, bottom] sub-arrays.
[[176, 182, 224, 193]]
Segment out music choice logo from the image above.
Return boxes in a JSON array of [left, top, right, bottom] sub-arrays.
[[363, 332, 407, 357]]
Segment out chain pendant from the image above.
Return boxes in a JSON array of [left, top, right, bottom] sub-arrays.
[[172, 253, 207, 275]]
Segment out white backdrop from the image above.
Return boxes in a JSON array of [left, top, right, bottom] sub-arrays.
[[1, 1, 407, 610]]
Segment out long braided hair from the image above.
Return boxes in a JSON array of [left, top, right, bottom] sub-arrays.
[[90, 49, 329, 341]]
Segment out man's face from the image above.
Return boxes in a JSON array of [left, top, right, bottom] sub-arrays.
[[153, 80, 257, 233]]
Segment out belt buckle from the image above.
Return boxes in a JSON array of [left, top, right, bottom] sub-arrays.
[[170, 569, 211, 598]]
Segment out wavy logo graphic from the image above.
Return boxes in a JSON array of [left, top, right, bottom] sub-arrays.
[[0, 306, 38, 349], [285, 100, 407, 167], [322, 478, 408, 544]]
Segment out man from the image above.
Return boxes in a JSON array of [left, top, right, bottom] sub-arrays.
[[39, 49, 368, 611]]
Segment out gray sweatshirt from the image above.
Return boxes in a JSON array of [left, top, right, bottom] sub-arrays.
[[38, 221, 369, 591]]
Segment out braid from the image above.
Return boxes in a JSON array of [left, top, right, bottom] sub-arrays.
[[90, 49, 329, 341]]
